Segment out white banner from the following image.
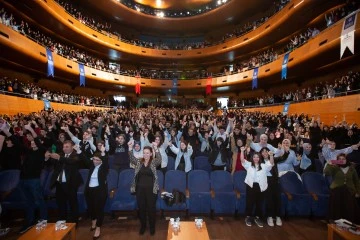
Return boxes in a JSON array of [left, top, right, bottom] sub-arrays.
[[340, 12, 358, 58]]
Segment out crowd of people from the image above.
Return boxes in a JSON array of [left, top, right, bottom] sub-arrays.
[[0, 76, 109, 106], [0, 105, 359, 237], [228, 71, 360, 107], [54, 0, 290, 50], [2, 1, 359, 80], [0, 7, 121, 74]]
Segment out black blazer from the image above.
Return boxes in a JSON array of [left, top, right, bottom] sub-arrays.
[[84, 155, 109, 195], [50, 151, 83, 189]]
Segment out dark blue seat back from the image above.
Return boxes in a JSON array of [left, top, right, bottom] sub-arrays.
[[301, 172, 329, 195], [164, 170, 186, 193], [210, 171, 233, 192], [188, 170, 210, 192], [233, 171, 247, 193], [279, 171, 306, 194], [194, 156, 212, 173], [167, 156, 175, 171], [0, 170, 21, 193], [107, 169, 118, 192]]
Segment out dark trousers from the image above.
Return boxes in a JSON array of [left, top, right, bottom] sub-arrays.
[[85, 187, 107, 227], [21, 179, 48, 226], [56, 182, 79, 223], [245, 183, 264, 218], [265, 177, 281, 218], [136, 186, 157, 231]]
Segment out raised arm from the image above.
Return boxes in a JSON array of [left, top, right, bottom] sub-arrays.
[[62, 126, 81, 145], [127, 141, 139, 166]]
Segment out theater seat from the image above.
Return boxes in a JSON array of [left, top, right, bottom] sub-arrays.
[[279, 171, 311, 217], [188, 170, 211, 215], [156, 170, 164, 211], [194, 156, 212, 173], [233, 171, 247, 215], [0, 170, 26, 212], [210, 171, 236, 216], [167, 156, 175, 171], [77, 169, 89, 214], [104, 169, 118, 213], [301, 172, 329, 217], [110, 169, 137, 213], [161, 170, 187, 214]]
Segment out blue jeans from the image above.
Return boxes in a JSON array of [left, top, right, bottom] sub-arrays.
[[21, 179, 48, 226]]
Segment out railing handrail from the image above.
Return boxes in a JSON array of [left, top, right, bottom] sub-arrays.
[[0, 90, 112, 108], [228, 89, 360, 109]]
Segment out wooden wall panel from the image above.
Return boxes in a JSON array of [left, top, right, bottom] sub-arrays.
[[1, 95, 358, 126], [0, 95, 110, 116], [244, 95, 360, 125]]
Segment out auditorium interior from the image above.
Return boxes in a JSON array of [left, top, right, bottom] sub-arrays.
[[0, 0, 360, 239]]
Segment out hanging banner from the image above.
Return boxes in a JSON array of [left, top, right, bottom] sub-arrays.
[[206, 76, 212, 95], [135, 74, 140, 95], [340, 12, 357, 58], [79, 63, 86, 86], [43, 99, 52, 110], [281, 53, 289, 80], [283, 102, 290, 115], [252, 67, 258, 89], [46, 48, 54, 77], [172, 78, 178, 95]]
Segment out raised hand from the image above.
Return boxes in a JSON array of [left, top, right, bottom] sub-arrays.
[[152, 141, 158, 149]]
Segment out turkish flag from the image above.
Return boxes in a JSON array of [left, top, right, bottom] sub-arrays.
[[206, 76, 212, 95]]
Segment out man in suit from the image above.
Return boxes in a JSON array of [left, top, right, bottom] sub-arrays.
[[45, 140, 82, 223]]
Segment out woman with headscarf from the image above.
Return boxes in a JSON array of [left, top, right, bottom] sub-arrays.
[[298, 142, 317, 175]]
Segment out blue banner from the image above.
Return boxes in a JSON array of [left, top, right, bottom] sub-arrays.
[[46, 48, 54, 77], [172, 78, 178, 95], [43, 99, 51, 110], [252, 67, 258, 89], [281, 53, 290, 80], [79, 63, 86, 86], [283, 102, 290, 115]]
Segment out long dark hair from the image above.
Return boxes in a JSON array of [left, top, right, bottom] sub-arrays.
[[251, 152, 264, 171], [180, 140, 188, 153], [141, 146, 154, 164]]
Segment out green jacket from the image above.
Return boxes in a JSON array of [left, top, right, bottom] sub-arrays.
[[324, 164, 360, 195]]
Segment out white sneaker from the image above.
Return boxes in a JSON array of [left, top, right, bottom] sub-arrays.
[[276, 217, 282, 226], [267, 217, 274, 227]]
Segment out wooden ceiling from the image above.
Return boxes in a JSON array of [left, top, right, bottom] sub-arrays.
[[133, 0, 212, 10]]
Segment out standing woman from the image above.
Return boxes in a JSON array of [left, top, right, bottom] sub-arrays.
[[128, 141, 162, 236], [240, 147, 273, 228], [84, 145, 108, 240], [260, 147, 282, 227]]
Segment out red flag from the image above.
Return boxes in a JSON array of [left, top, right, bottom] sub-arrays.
[[135, 83, 140, 95], [135, 73, 141, 95], [206, 76, 212, 95]]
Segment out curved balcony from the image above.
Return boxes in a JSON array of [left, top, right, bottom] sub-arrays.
[[11, 0, 338, 65], [1, 93, 359, 125], [0, 12, 359, 95]]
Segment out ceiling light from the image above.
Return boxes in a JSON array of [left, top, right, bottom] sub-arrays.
[[156, 11, 164, 18], [217, 0, 221, 5]]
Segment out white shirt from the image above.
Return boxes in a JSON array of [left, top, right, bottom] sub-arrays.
[[58, 153, 70, 182], [89, 164, 102, 187]]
